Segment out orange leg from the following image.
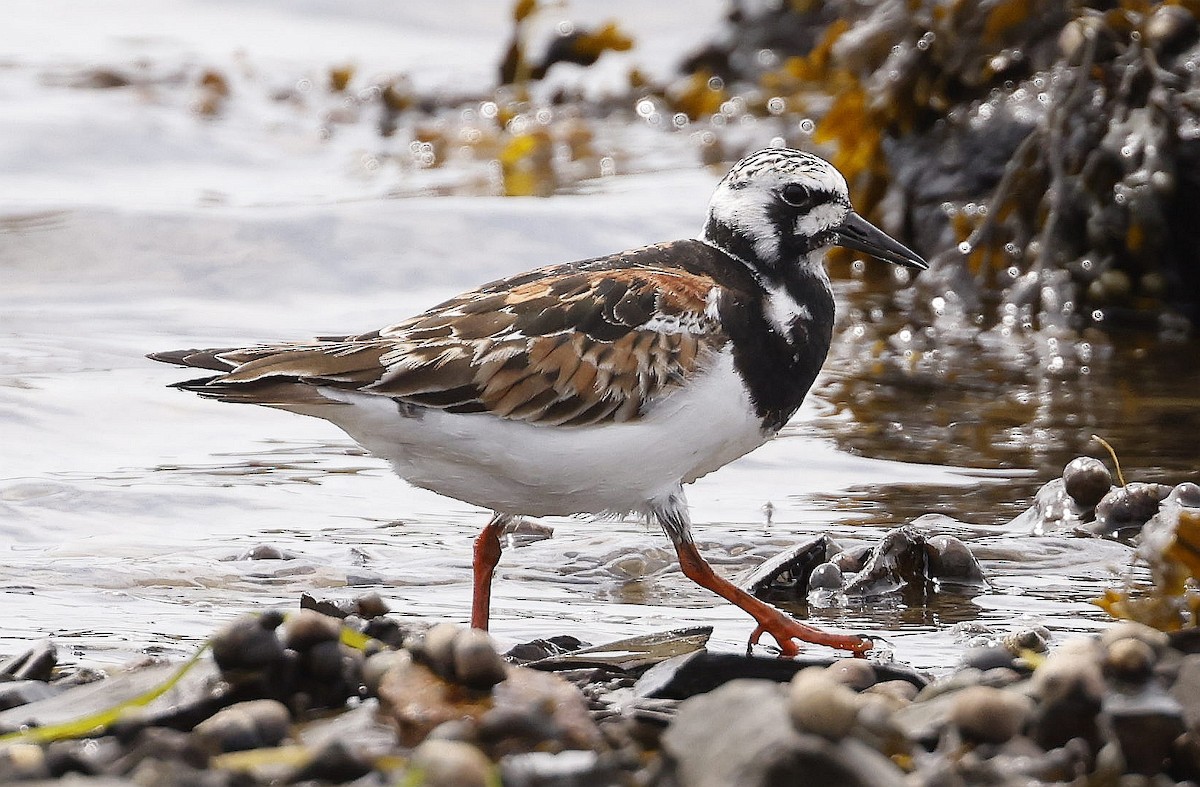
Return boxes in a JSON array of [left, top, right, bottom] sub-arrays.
[[471, 513, 511, 631], [654, 489, 871, 658], [673, 540, 872, 657]]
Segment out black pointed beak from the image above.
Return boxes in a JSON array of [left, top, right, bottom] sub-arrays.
[[833, 211, 927, 270]]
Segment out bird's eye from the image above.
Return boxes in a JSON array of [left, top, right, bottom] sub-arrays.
[[780, 184, 814, 209]]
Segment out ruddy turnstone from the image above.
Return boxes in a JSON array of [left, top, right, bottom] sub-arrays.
[[151, 148, 926, 656]]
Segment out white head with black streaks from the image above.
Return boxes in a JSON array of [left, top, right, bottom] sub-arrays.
[[701, 148, 851, 274]]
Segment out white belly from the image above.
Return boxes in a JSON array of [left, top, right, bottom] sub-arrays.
[[308, 348, 770, 516]]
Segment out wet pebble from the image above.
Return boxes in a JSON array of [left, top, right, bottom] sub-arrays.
[[192, 699, 291, 753], [0, 744, 49, 781], [1104, 689, 1187, 775], [926, 534, 988, 588], [1063, 456, 1112, 508], [354, 591, 390, 619], [409, 739, 495, 787], [210, 611, 285, 672], [831, 544, 872, 574], [950, 685, 1032, 745], [452, 629, 508, 690], [788, 668, 860, 740], [1104, 637, 1157, 683], [962, 645, 1016, 672], [286, 740, 373, 784], [412, 623, 462, 680], [1029, 642, 1105, 751], [826, 658, 877, 690], [0, 642, 58, 682], [1093, 483, 1174, 536], [282, 608, 342, 650], [807, 561, 844, 590]]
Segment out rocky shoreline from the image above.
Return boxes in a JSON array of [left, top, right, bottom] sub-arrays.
[[2, 599, 1200, 786]]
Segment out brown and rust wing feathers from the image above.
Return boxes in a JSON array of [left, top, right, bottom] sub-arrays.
[[152, 247, 730, 427]]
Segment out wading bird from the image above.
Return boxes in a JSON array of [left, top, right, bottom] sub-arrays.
[[151, 148, 926, 656]]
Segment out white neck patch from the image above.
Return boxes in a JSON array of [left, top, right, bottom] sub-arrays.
[[705, 188, 779, 262]]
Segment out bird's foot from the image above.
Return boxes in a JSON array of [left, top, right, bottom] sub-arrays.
[[747, 618, 873, 659]]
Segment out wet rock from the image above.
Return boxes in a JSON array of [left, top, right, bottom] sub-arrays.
[[664, 679, 903, 787], [1029, 642, 1105, 752], [635, 649, 926, 702], [926, 534, 989, 589], [1012, 478, 1090, 533], [826, 658, 877, 690], [44, 737, 122, 777], [844, 526, 930, 598], [235, 544, 296, 560], [1063, 457, 1113, 508], [0, 679, 63, 711], [411, 623, 462, 680], [192, 699, 291, 753], [962, 645, 1016, 672], [281, 609, 341, 651], [0, 642, 58, 682], [524, 627, 710, 672], [354, 591, 390, 619], [378, 657, 600, 752], [210, 612, 285, 672], [506, 635, 586, 663], [740, 534, 834, 600], [299, 592, 355, 619], [1104, 688, 1187, 775], [363, 649, 410, 697], [788, 669, 860, 740], [107, 727, 210, 774], [452, 629, 508, 690], [1002, 626, 1050, 655], [286, 739, 373, 783], [1103, 637, 1157, 683], [409, 740, 495, 787], [831, 544, 872, 574], [1090, 483, 1174, 537], [864, 680, 918, 705], [807, 561, 844, 590], [950, 685, 1032, 745]]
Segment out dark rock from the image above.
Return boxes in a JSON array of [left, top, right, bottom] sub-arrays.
[[807, 561, 844, 590], [1104, 688, 1187, 775], [1003, 626, 1049, 654], [299, 592, 354, 619], [192, 699, 292, 753], [949, 685, 1032, 745], [409, 740, 495, 787], [740, 535, 833, 600], [0, 642, 57, 682], [44, 737, 121, 777], [1012, 478, 1089, 533], [844, 526, 931, 599], [961, 645, 1016, 672], [286, 740, 373, 783], [452, 629, 508, 690], [1090, 482, 1174, 537], [281, 609, 341, 651], [0, 679, 63, 711], [1029, 643, 1104, 752], [354, 591, 390, 619], [1168, 481, 1200, 509], [210, 612, 285, 672], [663, 679, 904, 787], [1062, 457, 1112, 508], [361, 615, 409, 648], [926, 534, 988, 590], [831, 544, 872, 574], [107, 727, 210, 774], [236, 544, 295, 560], [506, 635, 585, 663], [635, 649, 926, 702]]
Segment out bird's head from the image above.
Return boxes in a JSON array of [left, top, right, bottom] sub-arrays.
[[702, 148, 926, 279]]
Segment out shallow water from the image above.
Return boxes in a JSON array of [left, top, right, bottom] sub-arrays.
[[2, 2, 1197, 674]]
